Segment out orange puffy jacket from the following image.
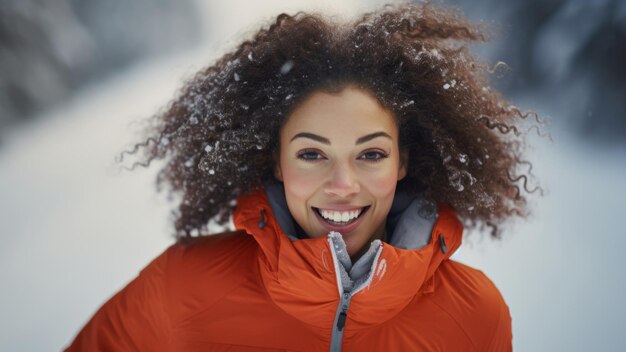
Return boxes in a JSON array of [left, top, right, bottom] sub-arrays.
[[65, 189, 512, 351]]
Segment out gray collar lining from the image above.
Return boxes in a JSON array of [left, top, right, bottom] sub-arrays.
[[328, 234, 382, 293]]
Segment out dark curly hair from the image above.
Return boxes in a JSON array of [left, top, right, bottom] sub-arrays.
[[119, 3, 543, 238]]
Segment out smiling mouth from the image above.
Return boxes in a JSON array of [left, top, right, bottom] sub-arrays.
[[312, 206, 370, 226]]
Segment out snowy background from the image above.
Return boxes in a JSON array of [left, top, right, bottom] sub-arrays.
[[1, 1, 625, 351]]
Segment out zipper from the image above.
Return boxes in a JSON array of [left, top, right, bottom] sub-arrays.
[[326, 233, 384, 352], [330, 291, 352, 352]]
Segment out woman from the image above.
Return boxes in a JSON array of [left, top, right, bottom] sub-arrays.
[[67, 3, 538, 351]]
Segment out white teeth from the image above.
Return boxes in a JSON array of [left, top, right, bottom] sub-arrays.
[[319, 208, 363, 223]]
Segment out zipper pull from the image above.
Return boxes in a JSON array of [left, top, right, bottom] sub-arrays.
[[337, 292, 350, 331], [258, 209, 266, 228], [337, 311, 347, 331], [439, 233, 447, 254]]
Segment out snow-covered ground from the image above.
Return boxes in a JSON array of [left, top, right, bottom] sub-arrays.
[[456, 135, 626, 351], [1, 1, 625, 351]]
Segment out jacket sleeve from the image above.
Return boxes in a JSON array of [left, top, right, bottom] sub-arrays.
[[64, 246, 173, 352], [485, 296, 513, 352]]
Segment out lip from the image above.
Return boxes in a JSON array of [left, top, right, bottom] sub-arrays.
[[312, 206, 370, 234]]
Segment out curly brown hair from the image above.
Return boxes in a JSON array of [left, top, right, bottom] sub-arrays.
[[120, 3, 542, 238]]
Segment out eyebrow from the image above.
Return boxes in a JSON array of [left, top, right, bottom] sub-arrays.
[[290, 132, 330, 144], [289, 131, 392, 145], [355, 131, 392, 145]]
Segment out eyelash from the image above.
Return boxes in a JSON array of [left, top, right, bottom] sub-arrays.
[[358, 150, 389, 162], [296, 149, 389, 162], [296, 149, 325, 161]]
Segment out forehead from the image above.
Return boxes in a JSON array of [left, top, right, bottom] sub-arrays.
[[282, 87, 398, 138]]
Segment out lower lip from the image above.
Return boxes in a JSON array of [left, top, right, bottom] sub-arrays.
[[313, 208, 367, 234]]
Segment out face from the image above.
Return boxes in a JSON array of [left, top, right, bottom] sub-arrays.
[[275, 86, 407, 259]]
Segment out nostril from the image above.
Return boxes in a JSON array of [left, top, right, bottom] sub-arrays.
[[324, 180, 360, 197], [325, 165, 360, 195]]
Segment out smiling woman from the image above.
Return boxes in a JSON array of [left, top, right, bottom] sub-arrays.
[[276, 87, 406, 260], [65, 2, 538, 351]]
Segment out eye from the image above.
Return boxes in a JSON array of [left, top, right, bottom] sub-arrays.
[[358, 150, 389, 162], [297, 149, 325, 161]]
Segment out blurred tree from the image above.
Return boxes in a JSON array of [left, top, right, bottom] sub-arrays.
[[442, 0, 626, 141], [0, 0, 201, 132]]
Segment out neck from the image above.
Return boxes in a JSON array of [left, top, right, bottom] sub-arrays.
[[349, 228, 385, 263]]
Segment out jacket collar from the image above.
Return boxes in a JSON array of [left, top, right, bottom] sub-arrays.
[[233, 187, 463, 329]]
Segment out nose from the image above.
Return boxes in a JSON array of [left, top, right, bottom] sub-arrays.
[[324, 161, 360, 198]]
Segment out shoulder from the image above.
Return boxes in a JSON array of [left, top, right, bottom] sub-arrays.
[[430, 260, 512, 350], [163, 230, 259, 279], [157, 231, 261, 318], [64, 231, 259, 351], [169, 230, 257, 262], [437, 260, 506, 305]]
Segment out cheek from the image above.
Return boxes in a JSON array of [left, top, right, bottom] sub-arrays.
[[364, 168, 400, 199], [279, 159, 320, 200]]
